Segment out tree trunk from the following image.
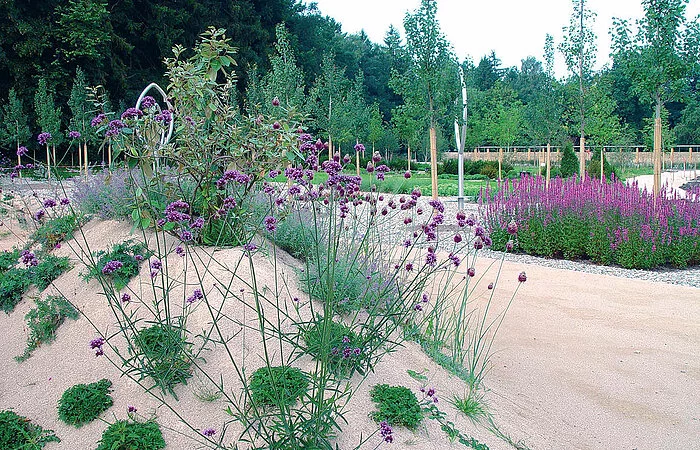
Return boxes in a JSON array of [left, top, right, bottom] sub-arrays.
[[546, 143, 551, 189], [46, 144, 51, 180], [407, 144, 411, 172], [653, 97, 662, 197], [430, 127, 438, 200]]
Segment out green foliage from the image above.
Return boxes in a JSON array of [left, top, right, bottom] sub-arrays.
[[302, 319, 369, 377], [0, 268, 31, 313], [273, 211, 315, 261], [68, 67, 93, 139], [96, 420, 165, 450], [369, 384, 423, 429], [31, 215, 78, 250], [0, 410, 60, 449], [451, 392, 488, 423], [57, 379, 113, 427], [134, 324, 192, 397], [0, 249, 19, 273], [0, 89, 31, 150], [16, 295, 78, 362], [33, 78, 63, 145], [249, 366, 310, 408], [559, 141, 579, 177], [28, 255, 71, 291], [85, 241, 149, 290]]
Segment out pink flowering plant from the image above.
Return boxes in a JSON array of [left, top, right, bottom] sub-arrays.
[[483, 174, 700, 269]]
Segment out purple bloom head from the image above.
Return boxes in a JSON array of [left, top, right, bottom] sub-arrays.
[[518, 271, 527, 282], [17, 146, 28, 157], [121, 293, 131, 303], [186, 288, 204, 304], [467, 267, 475, 277], [68, 130, 81, 139], [43, 198, 57, 208], [201, 428, 216, 437], [175, 246, 185, 257], [37, 132, 52, 146], [155, 109, 172, 124], [20, 250, 38, 267], [102, 260, 124, 275], [272, 121, 281, 130], [60, 197, 70, 205], [91, 113, 107, 127], [121, 107, 143, 121], [264, 216, 277, 233], [127, 405, 137, 413], [354, 143, 365, 153], [141, 96, 156, 109], [33, 209, 46, 221], [272, 96, 280, 107]]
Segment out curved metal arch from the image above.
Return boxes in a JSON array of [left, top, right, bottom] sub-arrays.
[[135, 82, 175, 147]]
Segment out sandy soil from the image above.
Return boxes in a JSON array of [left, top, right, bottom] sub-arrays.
[[0, 216, 698, 450], [628, 169, 699, 198]]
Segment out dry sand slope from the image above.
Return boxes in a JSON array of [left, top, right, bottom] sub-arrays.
[[0, 218, 698, 450]]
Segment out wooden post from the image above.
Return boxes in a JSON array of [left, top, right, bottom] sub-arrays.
[[635, 147, 639, 166], [108, 140, 112, 170], [328, 135, 333, 163], [527, 147, 531, 166], [498, 148, 503, 180], [600, 147, 604, 182], [653, 117, 662, 197], [546, 143, 551, 188], [78, 141, 82, 175], [356, 148, 360, 177], [17, 150, 21, 179], [84, 141, 88, 180], [580, 137, 586, 180], [46, 144, 51, 180], [430, 127, 438, 200], [407, 145, 411, 171], [52, 145, 56, 173]]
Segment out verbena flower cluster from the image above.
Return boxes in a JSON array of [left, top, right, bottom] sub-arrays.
[[483, 175, 700, 269]]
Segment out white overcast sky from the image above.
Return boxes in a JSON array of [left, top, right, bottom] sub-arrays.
[[307, 0, 700, 78]]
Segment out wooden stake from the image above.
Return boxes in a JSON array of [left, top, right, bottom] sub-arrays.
[[84, 141, 88, 180], [580, 137, 586, 180], [600, 147, 604, 182], [653, 117, 662, 197], [78, 141, 82, 175], [408, 144, 411, 172], [546, 143, 551, 188], [498, 148, 503, 180], [430, 127, 438, 200], [108, 140, 112, 170], [356, 148, 360, 177], [46, 144, 51, 180]]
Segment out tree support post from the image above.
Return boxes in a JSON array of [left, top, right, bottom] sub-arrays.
[[653, 116, 662, 197], [430, 127, 438, 200], [546, 143, 551, 188]]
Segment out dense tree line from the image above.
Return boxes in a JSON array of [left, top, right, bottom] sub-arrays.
[[0, 0, 698, 162]]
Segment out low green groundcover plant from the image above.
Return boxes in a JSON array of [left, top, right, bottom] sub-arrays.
[[16, 295, 79, 362], [28, 254, 71, 290], [84, 241, 150, 290], [57, 379, 113, 427], [302, 319, 369, 376], [30, 215, 78, 250], [96, 419, 165, 450], [370, 384, 423, 429], [249, 366, 309, 407], [0, 249, 19, 272], [134, 323, 192, 396], [0, 409, 60, 449], [0, 268, 31, 313]]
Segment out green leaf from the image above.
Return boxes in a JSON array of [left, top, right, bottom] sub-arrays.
[[162, 222, 176, 231]]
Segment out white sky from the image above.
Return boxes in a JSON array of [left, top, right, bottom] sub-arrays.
[[308, 0, 700, 78]]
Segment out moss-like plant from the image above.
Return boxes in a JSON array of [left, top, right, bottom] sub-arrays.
[[302, 319, 368, 376], [134, 323, 192, 397], [370, 384, 423, 429], [96, 420, 165, 450], [57, 379, 113, 427], [249, 366, 309, 407], [84, 241, 150, 290], [0, 410, 60, 449], [0, 248, 19, 273], [16, 295, 79, 362]]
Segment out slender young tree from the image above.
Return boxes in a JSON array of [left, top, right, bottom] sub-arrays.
[[1, 88, 31, 157], [34, 78, 63, 175], [403, 0, 456, 199], [611, 0, 699, 195], [310, 52, 350, 159], [559, 0, 597, 179]]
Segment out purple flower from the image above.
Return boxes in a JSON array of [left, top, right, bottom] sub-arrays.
[[180, 230, 193, 242], [272, 96, 280, 107], [33, 209, 46, 221], [425, 252, 437, 267], [20, 250, 38, 267], [191, 217, 205, 229], [453, 234, 462, 243], [467, 267, 475, 277], [17, 146, 28, 157], [354, 143, 365, 153], [164, 200, 191, 223], [405, 262, 413, 271], [90, 337, 105, 356], [91, 113, 107, 127], [505, 240, 514, 251], [201, 428, 216, 437], [380, 421, 393, 443], [187, 288, 204, 304], [175, 246, 185, 257], [150, 258, 162, 271], [121, 293, 131, 303], [272, 121, 281, 130], [428, 199, 444, 213], [60, 198, 70, 205], [404, 171, 411, 179], [141, 96, 156, 109], [184, 115, 196, 127], [268, 169, 280, 178], [68, 130, 81, 139], [134, 254, 144, 261], [37, 132, 52, 146], [342, 347, 353, 358], [264, 216, 277, 233], [155, 109, 172, 124], [518, 271, 527, 283], [102, 260, 123, 275], [43, 198, 56, 208], [127, 405, 137, 413], [243, 242, 258, 252], [507, 220, 518, 235], [121, 107, 143, 121], [488, 282, 494, 290]]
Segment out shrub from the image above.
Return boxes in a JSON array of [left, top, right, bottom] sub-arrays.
[[369, 384, 423, 429], [559, 141, 579, 178], [0, 410, 60, 449], [249, 366, 309, 407], [96, 420, 165, 450], [28, 254, 70, 290], [71, 168, 134, 220], [16, 295, 79, 362], [85, 241, 149, 290], [58, 379, 113, 427], [30, 215, 78, 250], [0, 268, 31, 313], [273, 211, 315, 261], [134, 324, 192, 396]]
